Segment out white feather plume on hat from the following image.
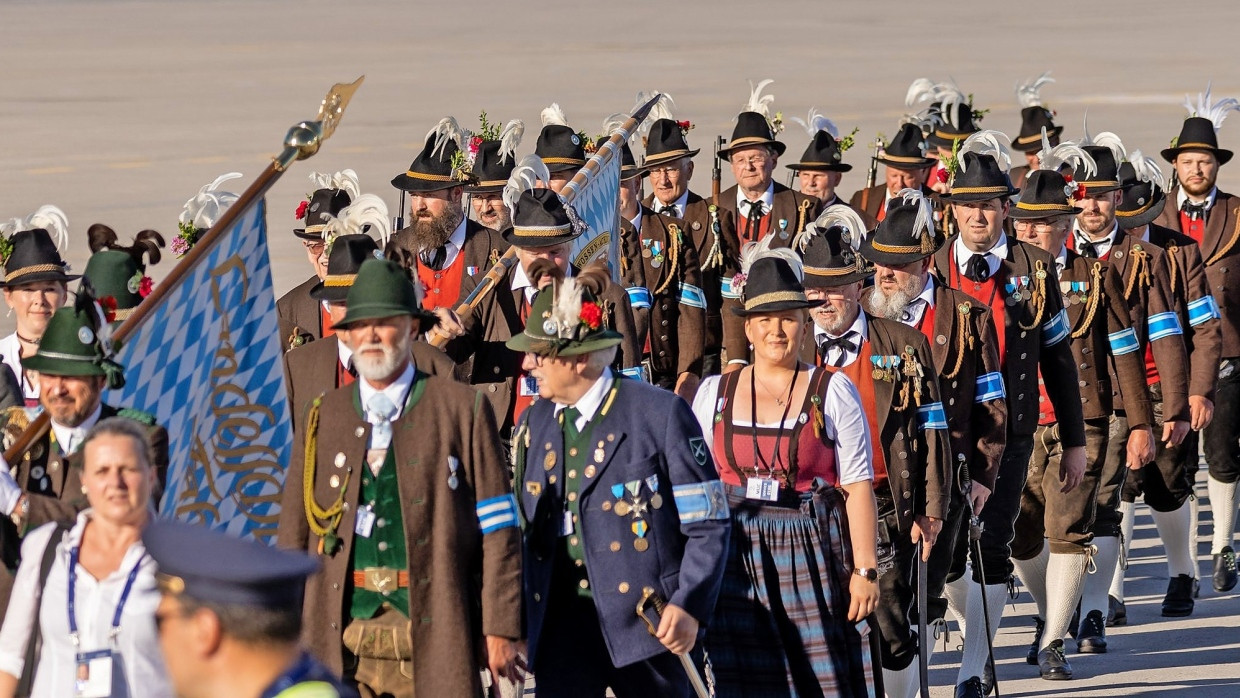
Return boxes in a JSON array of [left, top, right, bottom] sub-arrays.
[[906, 78, 937, 108], [791, 108, 838, 139], [633, 91, 673, 140], [935, 79, 970, 129], [734, 233, 804, 298], [1127, 150, 1166, 189], [744, 79, 775, 117], [898, 189, 935, 241], [180, 173, 242, 232], [428, 116, 469, 159], [20, 205, 71, 250], [901, 105, 942, 131], [541, 102, 569, 127], [795, 204, 866, 253], [957, 130, 1013, 173], [1080, 115, 1127, 164], [320, 194, 391, 249], [1037, 135, 1097, 177], [1016, 71, 1054, 108], [309, 169, 360, 200], [1184, 82, 1240, 130], [498, 119, 525, 162], [502, 155, 552, 221], [549, 276, 585, 340]]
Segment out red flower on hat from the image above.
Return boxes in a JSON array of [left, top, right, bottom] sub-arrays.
[[677, 120, 693, 132], [936, 168, 950, 184], [579, 301, 603, 330], [100, 296, 118, 323], [1063, 173, 1074, 184], [469, 135, 483, 156], [295, 200, 309, 220], [138, 276, 153, 298], [1073, 183, 1087, 200]]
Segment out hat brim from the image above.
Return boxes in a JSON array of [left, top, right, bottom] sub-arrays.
[[620, 168, 649, 182], [1012, 126, 1063, 153], [1115, 190, 1167, 230], [463, 182, 507, 194], [309, 281, 349, 303], [501, 226, 583, 248], [717, 140, 787, 159], [938, 186, 1020, 203], [730, 297, 824, 317], [291, 228, 323, 241], [390, 173, 464, 193], [504, 331, 623, 357], [786, 162, 853, 173], [1008, 203, 1084, 220], [0, 270, 81, 288], [21, 353, 105, 378], [857, 235, 944, 267], [1160, 146, 1233, 166], [543, 160, 585, 174], [800, 267, 874, 288], [927, 131, 977, 150], [642, 149, 700, 168], [875, 156, 937, 169], [334, 303, 438, 331]]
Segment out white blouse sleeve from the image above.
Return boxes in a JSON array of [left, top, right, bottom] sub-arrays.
[[0, 522, 60, 678], [821, 370, 874, 485], [690, 375, 723, 469]]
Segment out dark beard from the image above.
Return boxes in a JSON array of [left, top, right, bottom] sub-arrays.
[[1182, 176, 1216, 198], [392, 207, 462, 254]]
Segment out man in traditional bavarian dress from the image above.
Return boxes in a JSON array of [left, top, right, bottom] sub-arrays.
[[278, 171, 358, 350], [1009, 72, 1063, 190], [277, 258, 523, 698], [1007, 156, 1157, 681], [859, 189, 1007, 681], [715, 80, 821, 371], [1068, 135, 1192, 651], [1150, 86, 1240, 593], [1111, 153, 1222, 620], [389, 117, 509, 314], [464, 115, 524, 233], [535, 103, 588, 194], [931, 132, 1085, 698], [618, 142, 705, 398], [690, 239, 879, 697], [508, 263, 728, 697], [643, 115, 732, 377], [795, 203, 951, 698], [848, 122, 938, 225], [438, 157, 640, 448], [786, 110, 867, 217]]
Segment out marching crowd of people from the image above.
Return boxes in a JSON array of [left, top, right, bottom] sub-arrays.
[[0, 73, 1236, 698]]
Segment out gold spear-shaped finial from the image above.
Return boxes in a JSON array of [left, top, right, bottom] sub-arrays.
[[276, 75, 365, 170]]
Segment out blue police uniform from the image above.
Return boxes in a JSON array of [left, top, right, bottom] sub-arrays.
[[515, 373, 730, 697]]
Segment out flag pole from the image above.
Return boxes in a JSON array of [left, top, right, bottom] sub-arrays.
[[2, 76, 365, 465], [428, 92, 664, 349]]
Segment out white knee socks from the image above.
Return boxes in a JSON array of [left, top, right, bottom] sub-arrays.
[[882, 664, 920, 698], [1151, 503, 1197, 578], [1081, 537, 1120, 619], [1012, 546, 1049, 619], [956, 583, 1007, 684], [1208, 475, 1239, 554], [1109, 501, 1135, 601], [1042, 552, 1088, 650], [943, 573, 971, 640]]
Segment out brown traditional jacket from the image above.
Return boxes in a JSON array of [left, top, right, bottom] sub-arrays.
[[1146, 223, 1222, 401], [1153, 186, 1240, 358], [620, 207, 706, 382], [848, 184, 937, 222], [276, 372, 522, 696], [403, 219, 511, 310], [277, 274, 324, 351]]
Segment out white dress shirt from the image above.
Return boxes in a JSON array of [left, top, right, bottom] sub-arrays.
[[652, 191, 689, 218], [357, 361, 416, 458], [1054, 246, 1069, 277], [0, 333, 36, 402], [952, 233, 1007, 278], [0, 511, 170, 698], [1177, 185, 1218, 213], [1072, 220, 1120, 258], [51, 404, 103, 457], [553, 368, 614, 431], [691, 369, 874, 485], [897, 276, 938, 328], [736, 182, 775, 219], [814, 312, 868, 368], [337, 339, 355, 373], [628, 208, 643, 233], [432, 217, 468, 270]]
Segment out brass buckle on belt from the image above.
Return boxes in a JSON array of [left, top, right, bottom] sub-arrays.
[[363, 567, 397, 592]]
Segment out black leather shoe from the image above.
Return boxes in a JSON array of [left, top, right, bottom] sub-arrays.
[[982, 657, 995, 695], [1213, 546, 1238, 592], [1038, 639, 1073, 680], [1026, 616, 1045, 664], [1107, 595, 1127, 626], [1076, 609, 1107, 653], [955, 676, 986, 698], [1162, 574, 1196, 616]]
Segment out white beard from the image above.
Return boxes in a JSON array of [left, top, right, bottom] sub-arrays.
[[354, 334, 411, 383]]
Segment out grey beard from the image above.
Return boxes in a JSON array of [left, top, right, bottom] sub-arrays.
[[865, 286, 916, 322], [392, 206, 463, 254], [354, 334, 413, 383], [812, 307, 853, 335]]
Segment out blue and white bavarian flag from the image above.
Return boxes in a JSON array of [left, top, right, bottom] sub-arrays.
[[111, 199, 290, 541], [562, 144, 622, 281]]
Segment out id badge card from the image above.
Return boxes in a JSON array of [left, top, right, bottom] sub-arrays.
[[355, 504, 376, 538], [519, 375, 540, 397], [559, 510, 575, 537], [745, 477, 780, 502], [74, 649, 113, 698]]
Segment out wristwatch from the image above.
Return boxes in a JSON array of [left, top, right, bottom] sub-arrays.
[[10, 495, 28, 529], [853, 567, 878, 582]]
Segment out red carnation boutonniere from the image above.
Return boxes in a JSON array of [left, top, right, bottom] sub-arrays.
[[138, 276, 153, 298], [677, 120, 693, 134], [936, 168, 950, 184], [100, 296, 118, 323], [296, 200, 309, 220], [579, 301, 603, 330]]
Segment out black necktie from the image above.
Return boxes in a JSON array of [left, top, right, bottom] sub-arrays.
[[964, 253, 991, 282], [1076, 237, 1099, 259], [421, 245, 447, 271], [744, 200, 765, 241], [819, 332, 858, 367], [1182, 200, 1207, 221], [659, 204, 679, 218]]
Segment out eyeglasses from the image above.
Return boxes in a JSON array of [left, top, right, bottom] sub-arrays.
[[1012, 220, 1061, 233], [730, 155, 770, 167], [647, 166, 684, 178], [303, 241, 325, 254]]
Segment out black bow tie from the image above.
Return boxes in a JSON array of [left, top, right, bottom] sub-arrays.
[[1182, 200, 1208, 221], [659, 204, 679, 218], [1076, 237, 1100, 259], [818, 332, 858, 367], [420, 245, 446, 271], [964, 253, 991, 282]]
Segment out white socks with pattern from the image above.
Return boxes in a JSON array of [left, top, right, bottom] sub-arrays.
[[1081, 537, 1119, 620], [883, 664, 919, 698], [1043, 552, 1088, 650], [1152, 503, 1197, 578], [1013, 546, 1050, 619], [1208, 475, 1239, 554], [956, 582, 1007, 684], [1109, 501, 1136, 602]]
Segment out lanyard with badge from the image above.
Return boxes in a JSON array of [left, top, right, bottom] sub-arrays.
[[746, 366, 798, 501], [68, 546, 143, 698]]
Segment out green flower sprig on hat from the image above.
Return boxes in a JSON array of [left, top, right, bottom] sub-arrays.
[[789, 109, 860, 152], [428, 116, 477, 184], [743, 79, 784, 136], [174, 173, 242, 257], [0, 205, 70, 267]]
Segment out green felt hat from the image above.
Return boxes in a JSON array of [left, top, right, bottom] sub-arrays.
[[81, 250, 148, 323], [21, 300, 125, 389], [505, 273, 623, 357], [333, 258, 438, 330]]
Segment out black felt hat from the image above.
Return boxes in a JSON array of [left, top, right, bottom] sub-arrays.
[[465, 140, 516, 194], [1076, 145, 1124, 194], [294, 188, 352, 240], [877, 123, 937, 169], [642, 118, 700, 168], [502, 188, 583, 248], [801, 225, 873, 287], [787, 130, 853, 173], [1009, 170, 1084, 220], [620, 143, 647, 182], [1115, 161, 1167, 230], [1014, 107, 1063, 153], [2, 228, 78, 287], [1162, 116, 1233, 165], [535, 125, 587, 174], [940, 152, 1018, 202], [718, 112, 787, 159], [731, 255, 822, 316], [310, 234, 382, 302], [858, 194, 945, 265], [391, 133, 469, 193], [927, 101, 981, 150]]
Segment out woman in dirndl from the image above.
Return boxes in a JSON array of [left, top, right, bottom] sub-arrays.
[[691, 241, 880, 697]]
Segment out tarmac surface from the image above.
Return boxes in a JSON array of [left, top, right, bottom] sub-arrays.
[[3, 1, 1240, 693]]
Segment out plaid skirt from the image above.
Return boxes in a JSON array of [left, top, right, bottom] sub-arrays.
[[706, 482, 876, 698]]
